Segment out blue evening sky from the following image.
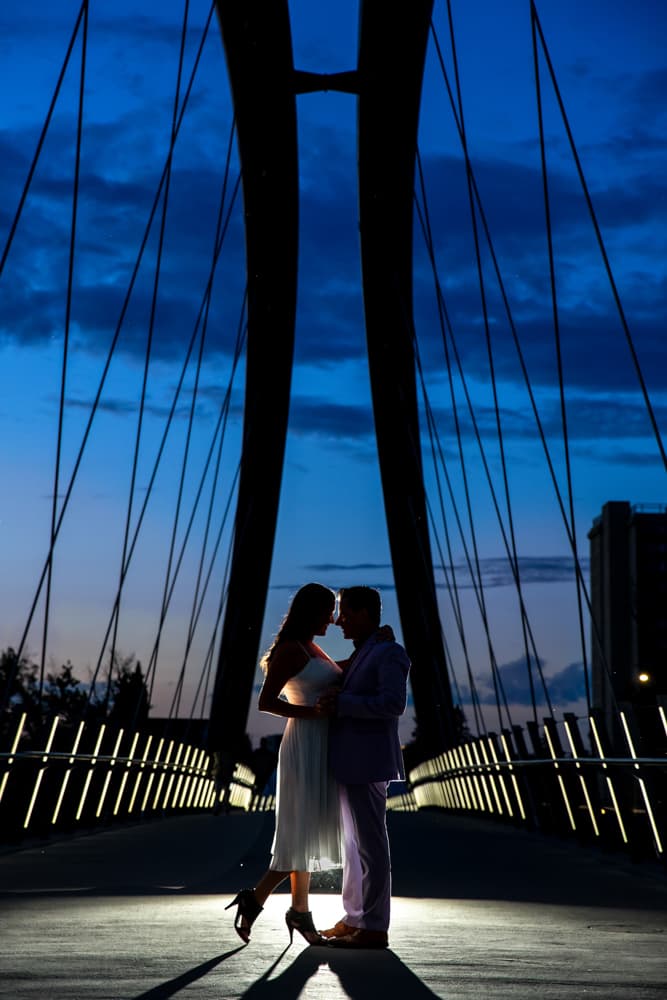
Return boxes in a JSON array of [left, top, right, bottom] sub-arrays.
[[1, 1, 665, 743]]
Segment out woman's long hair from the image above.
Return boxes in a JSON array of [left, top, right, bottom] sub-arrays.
[[260, 583, 335, 673]]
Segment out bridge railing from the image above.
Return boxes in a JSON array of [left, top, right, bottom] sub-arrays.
[[0, 712, 256, 843], [407, 709, 667, 862], [3, 708, 664, 864]]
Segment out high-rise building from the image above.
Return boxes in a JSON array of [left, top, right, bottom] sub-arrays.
[[588, 501, 667, 753]]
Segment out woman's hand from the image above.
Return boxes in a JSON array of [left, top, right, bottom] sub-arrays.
[[315, 687, 339, 717], [374, 624, 395, 643]]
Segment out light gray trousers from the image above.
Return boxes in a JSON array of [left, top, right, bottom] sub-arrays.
[[339, 780, 391, 931]]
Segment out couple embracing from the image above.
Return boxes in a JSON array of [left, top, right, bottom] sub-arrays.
[[226, 583, 410, 950]]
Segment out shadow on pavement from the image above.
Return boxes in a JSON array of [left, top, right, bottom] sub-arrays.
[[238, 946, 442, 999], [131, 946, 246, 999]]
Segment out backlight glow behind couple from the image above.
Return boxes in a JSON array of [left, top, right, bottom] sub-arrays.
[[225, 583, 410, 950]]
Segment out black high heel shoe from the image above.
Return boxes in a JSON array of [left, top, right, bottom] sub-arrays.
[[225, 888, 263, 943], [285, 907, 325, 946]]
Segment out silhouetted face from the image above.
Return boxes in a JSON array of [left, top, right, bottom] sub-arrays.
[[313, 605, 335, 636], [336, 598, 375, 644]]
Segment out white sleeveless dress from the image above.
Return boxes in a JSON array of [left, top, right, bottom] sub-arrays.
[[269, 653, 343, 872]]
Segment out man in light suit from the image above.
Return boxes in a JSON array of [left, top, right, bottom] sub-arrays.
[[315, 586, 410, 949]]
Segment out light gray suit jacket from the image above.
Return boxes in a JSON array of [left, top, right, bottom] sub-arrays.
[[328, 634, 410, 784]]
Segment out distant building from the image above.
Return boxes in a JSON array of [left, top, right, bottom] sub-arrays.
[[588, 501, 667, 752]]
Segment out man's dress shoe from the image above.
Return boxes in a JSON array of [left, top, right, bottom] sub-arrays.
[[327, 928, 389, 949], [319, 920, 356, 939]]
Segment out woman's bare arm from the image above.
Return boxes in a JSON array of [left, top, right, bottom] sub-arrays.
[[258, 642, 321, 720]]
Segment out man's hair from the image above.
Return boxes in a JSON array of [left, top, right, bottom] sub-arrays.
[[338, 586, 382, 627]]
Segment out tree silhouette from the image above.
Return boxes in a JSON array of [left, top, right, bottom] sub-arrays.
[[0, 647, 151, 744], [107, 656, 150, 728]]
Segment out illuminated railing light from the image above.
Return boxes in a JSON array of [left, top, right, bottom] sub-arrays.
[[449, 750, 470, 809], [176, 746, 194, 809], [659, 706, 667, 741], [619, 712, 663, 855], [141, 738, 165, 813], [52, 720, 85, 825], [563, 719, 599, 837], [500, 732, 526, 821], [487, 737, 513, 817], [128, 735, 152, 814], [196, 755, 214, 809], [162, 744, 184, 811], [114, 731, 140, 817], [464, 746, 481, 810], [472, 742, 494, 813], [96, 729, 124, 819], [24, 716, 60, 830], [544, 725, 576, 832], [187, 750, 206, 809], [76, 724, 105, 822], [479, 740, 502, 814], [0, 712, 26, 806], [153, 741, 175, 810], [588, 715, 628, 845], [453, 747, 472, 810], [465, 743, 486, 812], [172, 743, 192, 808]]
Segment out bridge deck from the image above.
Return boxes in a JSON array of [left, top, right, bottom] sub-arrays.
[[1, 810, 665, 999]]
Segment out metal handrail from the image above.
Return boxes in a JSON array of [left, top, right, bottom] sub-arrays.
[[410, 756, 667, 774]]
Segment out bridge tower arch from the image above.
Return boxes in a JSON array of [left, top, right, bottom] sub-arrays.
[[209, 0, 456, 760]]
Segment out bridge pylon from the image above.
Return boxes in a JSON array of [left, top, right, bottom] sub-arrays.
[[209, 0, 456, 761]]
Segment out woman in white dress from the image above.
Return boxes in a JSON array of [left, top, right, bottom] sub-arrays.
[[225, 583, 343, 946]]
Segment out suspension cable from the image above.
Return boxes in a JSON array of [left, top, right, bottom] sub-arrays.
[[168, 457, 240, 724], [530, 9, 591, 712], [423, 418, 487, 738], [530, 0, 667, 475], [427, 14, 619, 709], [2, 1, 219, 711], [39, 1, 90, 702], [142, 319, 246, 714], [146, 112, 239, 706], [0, 1, 87, 279], [444, 0, 541, 722], [415, 154, 552, 719], [405, 178, 512, 732], [85, 170, 242, 707], [183, 517, 237, 738], [179, 458, 241, 729], [105, 0, 195, 705], [415, 336, 513, 732], [384, 243, 514, 734], [169, 309, 247, 721]]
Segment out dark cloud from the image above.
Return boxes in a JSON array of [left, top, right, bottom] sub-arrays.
[[0, 144, 247, 364], [2, 7, 664, 461], [436, 555, 589, 590], [288, 396, 374, 440], [623, 67, 667, 135], [411, 148, 666, 396], [270, 580, 392, 593], [305, 562, 393, 572], [544, 660, 589, 705], [458, 655, 587, 708], [304, 555, 589, 589], [425, 392, 667, 455], [61, 375, 245, 430], [65, 396, 138, 417], [64, 394, 200, 422], [578, 444, 666, 468]]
